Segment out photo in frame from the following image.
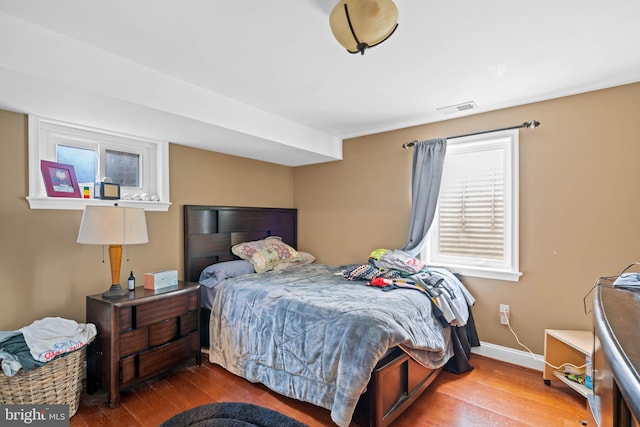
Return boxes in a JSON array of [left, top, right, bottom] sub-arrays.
[[40, 160, 81, 198]]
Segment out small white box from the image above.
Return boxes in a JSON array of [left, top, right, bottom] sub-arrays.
[[144, 270, 178, 290]]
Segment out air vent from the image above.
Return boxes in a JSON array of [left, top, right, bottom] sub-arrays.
[[437, 101, 478, 115]]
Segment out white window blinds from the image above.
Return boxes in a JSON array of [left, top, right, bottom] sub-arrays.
[[438, 149, 505, 259], [424, 129, 521, 282]]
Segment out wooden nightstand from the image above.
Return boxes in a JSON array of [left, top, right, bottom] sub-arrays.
[[86, 281, 201, 408]]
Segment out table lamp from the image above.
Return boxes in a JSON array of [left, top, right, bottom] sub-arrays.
[[77, 206, 149, 298]]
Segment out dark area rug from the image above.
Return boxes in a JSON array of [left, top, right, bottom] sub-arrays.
[[160, 402, 309, 427]]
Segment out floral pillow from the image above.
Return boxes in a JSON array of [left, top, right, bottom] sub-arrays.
[[272, 251, 316, 271], [231, 236, 302, 273]]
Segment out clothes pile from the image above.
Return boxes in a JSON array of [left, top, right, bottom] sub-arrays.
[[342, 249, 427, 281], [342, 249, 475, 327], [341, 248, 480, 374], [0, 317, 96, 377]]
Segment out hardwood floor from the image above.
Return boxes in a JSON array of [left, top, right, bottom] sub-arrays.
[[70, 355, 593, 427]]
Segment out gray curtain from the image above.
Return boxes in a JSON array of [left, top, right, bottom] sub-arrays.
[[402, 138, 447, 257]]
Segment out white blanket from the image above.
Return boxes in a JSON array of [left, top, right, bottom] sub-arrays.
[[20, 317, 96, 362]]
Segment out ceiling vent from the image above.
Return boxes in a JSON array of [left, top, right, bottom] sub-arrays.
[[437, 101, 478, 115]]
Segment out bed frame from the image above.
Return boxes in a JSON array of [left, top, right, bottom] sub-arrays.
[[183, 205, 442, 427]]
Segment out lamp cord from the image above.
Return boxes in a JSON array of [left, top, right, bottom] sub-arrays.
[[509, 265, 640, 373]]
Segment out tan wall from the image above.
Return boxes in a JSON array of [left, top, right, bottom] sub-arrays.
[[2, 82, 640, 355], [0, 110, 293, 330], [295, 82, 640, 354]]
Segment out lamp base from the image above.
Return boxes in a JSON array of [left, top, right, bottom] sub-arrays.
[[102, 284, 129, 299]]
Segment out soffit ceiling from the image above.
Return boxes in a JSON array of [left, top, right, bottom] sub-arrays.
[[0, 1, 639, 166]]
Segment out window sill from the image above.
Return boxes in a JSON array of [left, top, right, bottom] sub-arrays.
[[26, 197, 171, 212], [434, 263, 522, 282]]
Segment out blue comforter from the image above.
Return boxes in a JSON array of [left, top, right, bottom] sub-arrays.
[[208, 264, 469, 426]]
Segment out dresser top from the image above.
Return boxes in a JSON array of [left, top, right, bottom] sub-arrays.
[[87, 281, 199, 305]]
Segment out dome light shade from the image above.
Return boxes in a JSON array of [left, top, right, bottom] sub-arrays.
[[329, 0, 399, 55]]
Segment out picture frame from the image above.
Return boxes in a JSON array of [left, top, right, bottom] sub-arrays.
[[40, 160, 81, 198], [94, 182, 121, 200]]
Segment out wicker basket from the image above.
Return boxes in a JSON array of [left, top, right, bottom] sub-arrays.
[[0, 347, 85, 417]]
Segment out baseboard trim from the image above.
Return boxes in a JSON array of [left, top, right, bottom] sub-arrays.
[[472, 341, 544, 371]]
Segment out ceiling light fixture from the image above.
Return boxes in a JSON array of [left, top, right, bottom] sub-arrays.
[[329, 0, 399, 55]]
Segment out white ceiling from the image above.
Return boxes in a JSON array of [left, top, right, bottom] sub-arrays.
[[1, 1, 639, 166]]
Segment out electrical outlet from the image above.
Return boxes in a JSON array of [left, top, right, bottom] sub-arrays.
[[499, 304, 510, 325]]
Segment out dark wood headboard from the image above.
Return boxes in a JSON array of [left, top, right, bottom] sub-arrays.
[[183, 205, 297, 283]]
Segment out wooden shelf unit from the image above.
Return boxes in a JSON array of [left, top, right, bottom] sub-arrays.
[[543, 329, 593, 398]]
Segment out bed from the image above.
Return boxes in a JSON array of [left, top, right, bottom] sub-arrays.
[[183, 205, 479, 427]]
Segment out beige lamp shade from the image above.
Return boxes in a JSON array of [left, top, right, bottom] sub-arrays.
[[330, 0, 399, 55], [77, 206, 148, 245], [77, 206, 148, 298]]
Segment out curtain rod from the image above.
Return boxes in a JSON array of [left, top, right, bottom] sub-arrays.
[[401, 120, 541, 149]]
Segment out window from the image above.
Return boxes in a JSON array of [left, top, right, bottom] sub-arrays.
[[105, 150, 140, 187], [27, 116, 170, 211], [423, 129, 521, 281]]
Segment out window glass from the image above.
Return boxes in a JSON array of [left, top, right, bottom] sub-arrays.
[[57, 145, 96, 185], [438, 147, 504, 260], [105, 149, 140, 188]]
